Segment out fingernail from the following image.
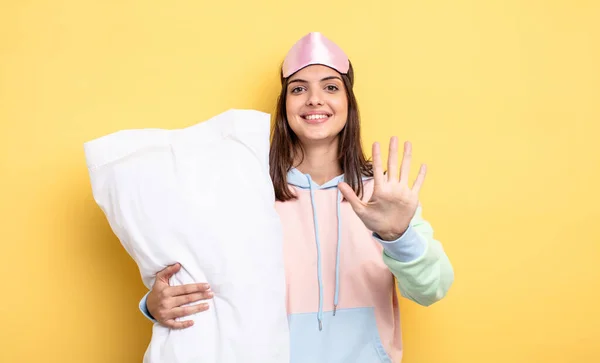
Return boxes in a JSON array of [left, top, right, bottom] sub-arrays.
[[207, 291, 214, 297]]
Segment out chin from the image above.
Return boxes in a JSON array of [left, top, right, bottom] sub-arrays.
[[298, 132, 339, 145]]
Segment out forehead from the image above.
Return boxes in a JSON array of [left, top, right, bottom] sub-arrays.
[[288, 64, 341, 81]]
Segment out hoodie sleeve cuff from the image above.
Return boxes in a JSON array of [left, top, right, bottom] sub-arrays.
[[373, 225, 427, 263], [139, 291, 158, 323]]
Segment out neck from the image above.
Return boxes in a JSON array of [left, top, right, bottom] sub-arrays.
[[294, 138, 342, 185]]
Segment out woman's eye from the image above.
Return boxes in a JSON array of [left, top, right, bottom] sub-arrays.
[[291, 86, 304, 94], [326, 85, 339, 91]]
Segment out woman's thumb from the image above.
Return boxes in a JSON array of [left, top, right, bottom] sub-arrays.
[[156, 263, 181, 283], [338, 182, 364, 215]]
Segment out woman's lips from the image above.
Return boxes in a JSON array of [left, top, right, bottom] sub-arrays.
[[302, 113, 331, 124]]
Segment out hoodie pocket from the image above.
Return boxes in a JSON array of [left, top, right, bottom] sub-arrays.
[[288, 307, 392, 363]]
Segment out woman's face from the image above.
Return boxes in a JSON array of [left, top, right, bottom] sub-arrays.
[[285, 64, 348, 146]]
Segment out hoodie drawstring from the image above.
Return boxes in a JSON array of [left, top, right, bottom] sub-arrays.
[[306, 175, 343, 331], [306, 175, 324, 331], [333, 187, 342, 316]]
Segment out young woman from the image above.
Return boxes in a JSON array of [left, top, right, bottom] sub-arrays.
[[139, 32, 454, 362]]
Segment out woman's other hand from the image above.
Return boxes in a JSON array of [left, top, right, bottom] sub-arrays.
[[147, 263, 213, 329]]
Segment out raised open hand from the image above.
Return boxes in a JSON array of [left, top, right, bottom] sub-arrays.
[[338, 137, 426, 241]]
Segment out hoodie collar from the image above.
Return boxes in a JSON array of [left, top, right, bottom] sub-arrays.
[[286, 167, 372, 189]]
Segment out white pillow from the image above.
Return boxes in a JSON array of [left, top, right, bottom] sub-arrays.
[[84, 109, 289, 363]]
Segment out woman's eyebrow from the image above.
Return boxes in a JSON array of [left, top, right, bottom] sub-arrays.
[[320, 76, 343, 82], [288, 79, 307, 85], [288, 76, 342, 85]]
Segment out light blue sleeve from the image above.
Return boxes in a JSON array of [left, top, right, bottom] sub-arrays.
[[139, 291, 158, 323], [372, 224, 427, 262]]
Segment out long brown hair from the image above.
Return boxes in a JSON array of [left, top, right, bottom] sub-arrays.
[[269, 61, 373, 202]]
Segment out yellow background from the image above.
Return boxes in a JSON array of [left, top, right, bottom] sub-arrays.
[[1, 1, 599, 362]]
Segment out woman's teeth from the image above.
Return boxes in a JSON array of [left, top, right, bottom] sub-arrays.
[[305, 114, 329, 120]]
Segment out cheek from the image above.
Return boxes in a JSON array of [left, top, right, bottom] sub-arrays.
[[285, 98, 301, 133], [332, 96, 348, 120], [286, 94, 303, 111], [285, 107, 296, 130]]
